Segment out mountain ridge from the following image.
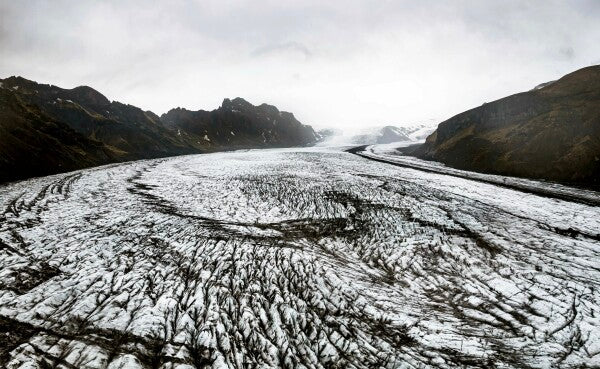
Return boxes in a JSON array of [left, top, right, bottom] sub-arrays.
[[0, 76, 318, 183], [405, 65, 600, 188]]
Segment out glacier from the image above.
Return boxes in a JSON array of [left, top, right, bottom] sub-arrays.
[[0, 146, 599, 368]]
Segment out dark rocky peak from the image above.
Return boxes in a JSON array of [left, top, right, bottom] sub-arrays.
[[278, 111, 296, 121], [163, 106, 210, 116], [162, 107, 186, 116], [2, 76, 48, 93], [221, 97, 255, 112], [144, 110, 162, 124], [107, 101, 160, 125], [161, 107, 197, 125], [66, 86, 110, 107], [1, 76, 111, 112], [258, 103, 280, 116], [223, 98, 300, 125]]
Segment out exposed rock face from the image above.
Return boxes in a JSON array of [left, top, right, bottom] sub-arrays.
[[0, 77, 318, 183], [0, 87, 120, 183], [0, 76, 198, 160], [407, 66, 600, 188], [161, 97, 318, 149]]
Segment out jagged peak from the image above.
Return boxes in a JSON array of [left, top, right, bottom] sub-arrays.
[[162, 106, 193, 116], [221, 97, 254, 111]]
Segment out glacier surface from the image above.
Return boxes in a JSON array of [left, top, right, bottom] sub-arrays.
[[0, 146, 599, 368]]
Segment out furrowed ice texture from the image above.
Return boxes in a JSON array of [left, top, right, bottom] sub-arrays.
[[0, 147, 599, 368]]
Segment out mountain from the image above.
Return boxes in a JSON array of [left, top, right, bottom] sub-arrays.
[[404, 123, 437, 141], [0, 86, 121, 183], [0, 77, 318, 183], [315, 124, 437, 147], [161, 97, 318, 149], [316, 128, 340, 140], [406, 65, 600, 188], [351, 125, 411, 144], [0, 76, 196, 160]]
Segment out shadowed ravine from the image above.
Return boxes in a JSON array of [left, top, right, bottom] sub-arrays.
[[0, 147, 599, 368]]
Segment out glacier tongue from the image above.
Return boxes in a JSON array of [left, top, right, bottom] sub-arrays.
[[0, 146, 599, 368]]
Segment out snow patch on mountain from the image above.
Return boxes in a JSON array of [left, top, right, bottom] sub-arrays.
[[532, 80, 556, 90], [317, 123, 437, 146]]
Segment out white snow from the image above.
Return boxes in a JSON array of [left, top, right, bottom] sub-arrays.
[[0, 146, 598, 368]]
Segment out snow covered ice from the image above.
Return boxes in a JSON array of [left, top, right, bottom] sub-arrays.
[[0, 146, 599, 368]]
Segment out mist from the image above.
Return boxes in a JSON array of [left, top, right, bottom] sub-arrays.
[[2, 0, 599, 130]]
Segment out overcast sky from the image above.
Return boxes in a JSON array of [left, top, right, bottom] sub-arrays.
[[1, 1, 599, 130]]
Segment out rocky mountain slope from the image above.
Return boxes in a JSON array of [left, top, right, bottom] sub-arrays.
[[0, 87, 121, 183], [0, 77, 318, 183], [1, 77, 195, 160], [161, 97, 318, 149], [406, 66, 600, 188]]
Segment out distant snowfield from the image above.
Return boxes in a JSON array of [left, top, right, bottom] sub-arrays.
[[315, 123, 436, 147], [1, 146, 599, 368]]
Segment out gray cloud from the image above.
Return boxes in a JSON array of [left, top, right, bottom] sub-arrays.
[[251, 42, 312, 59], [559, 46, 575, 60], [1, 0, 599, 130]]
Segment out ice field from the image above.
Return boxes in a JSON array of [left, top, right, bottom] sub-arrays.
[[1, 146, 599, 368]]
